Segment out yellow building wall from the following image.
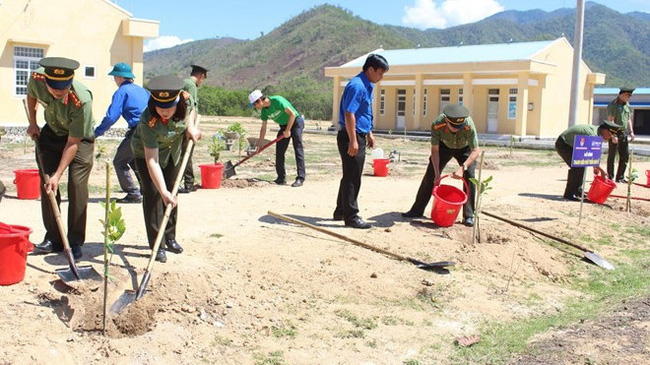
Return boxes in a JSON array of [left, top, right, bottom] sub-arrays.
[[0, 0, 158, 128]]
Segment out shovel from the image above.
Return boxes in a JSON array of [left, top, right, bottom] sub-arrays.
[[223, 135, 284, 179], [268, 211, 456, 270], [110, 138, 195, 316], [482, 210, 614, 270], [23, 99, 101, 285]]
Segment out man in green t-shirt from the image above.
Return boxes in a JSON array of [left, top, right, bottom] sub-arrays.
[[248, 90, 306, 187], [179, 64, 208, 193], [606, 87, 635, 183], [555, 121, 621, 201]]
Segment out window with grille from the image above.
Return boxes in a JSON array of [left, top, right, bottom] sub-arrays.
[[459, 88, 464, 106], [440, 89, 451, 113], [380, 89, 385, 115], [14, 46, 44, 96], [423, 89, 428, 116], [508, 88, 518, 119]]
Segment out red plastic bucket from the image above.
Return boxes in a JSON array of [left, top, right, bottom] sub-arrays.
[[199, 163, 224, 189], [0, 222, 34, 286], [13, 169, 41, 200], [373, 158, 390, 177], [646, 170, 650, 186], [587, 175, 617, 204], [431, 174, 468, 227]]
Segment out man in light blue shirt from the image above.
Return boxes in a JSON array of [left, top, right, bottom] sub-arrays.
[[94, 63, 149, 203]]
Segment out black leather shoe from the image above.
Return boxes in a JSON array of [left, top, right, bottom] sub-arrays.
[[274, 178, 287, 185], [615, 178, 628, 184], [563, 194, 581, 202], [165, 239, 183, 254], [177, 187, 190, 194], [345, 217, 372, 229], [185, 184, 199, 192], [333, 213, 345, 221], [155, 249, 167, 263], [401, 210, 423, 218], [33, 239, 63, 254], [463, 217, 474, 227], [291, 179, 304, 187], [71, 245, 82, 261], [116, 193, 142, 204]]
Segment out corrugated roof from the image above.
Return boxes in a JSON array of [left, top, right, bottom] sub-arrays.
[[594, 88, 650, 95], [341, 39, 558, 68]]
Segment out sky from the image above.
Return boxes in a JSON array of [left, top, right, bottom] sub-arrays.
[[110, 0, 650, 52]]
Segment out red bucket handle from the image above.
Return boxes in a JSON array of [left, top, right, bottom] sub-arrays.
[[435, 174, 470, 193]]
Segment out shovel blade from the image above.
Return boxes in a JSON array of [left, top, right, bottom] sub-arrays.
[[584, 252, 615, 270], [419, 261, 456, 268], [109, 290, 137, 317], [56, 265, 102, 284], [223, 161, 236, 179]]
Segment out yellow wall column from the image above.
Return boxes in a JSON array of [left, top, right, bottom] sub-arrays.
[[515, 73, 529, 136], [462, 72, 473, 111], [414, 74, 423, 130], [332, 76, 341, 125]]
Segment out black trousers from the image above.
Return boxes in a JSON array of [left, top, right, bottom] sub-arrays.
[[113, 128, 141, 195], [182, 137, 195, 188], [135, 158, 180, 249], [407, 144, 476, 219], [36, 125, 94, 248], [607, 133, 629, 180], [334, 130, 366, 220], [276, 116, 306, 182], [555, 137, 585, 197]]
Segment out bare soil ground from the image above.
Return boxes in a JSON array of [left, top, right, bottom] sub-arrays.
[[1, 117, 649, 364]]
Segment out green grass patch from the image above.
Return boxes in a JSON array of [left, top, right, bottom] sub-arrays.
[[211, 335, 233, 347], [255, 351, 285, 365], [209, 233, 224, 238], [271, 323, 298, 339], [334, 309, 377, 330]]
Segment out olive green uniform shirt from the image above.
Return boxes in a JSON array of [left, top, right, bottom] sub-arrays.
[[260, 95, 300, 126], [430, 114, 478, 149], [27, 70, 95, 139], [131, 95, 194, 168], [559, 125, 598, 147], [606, 98, 631, 131], [183, 78, 198, 109]]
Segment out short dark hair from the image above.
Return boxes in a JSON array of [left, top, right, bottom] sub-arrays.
[[362, 54, 389, 72], [148, 93, 189, 121]]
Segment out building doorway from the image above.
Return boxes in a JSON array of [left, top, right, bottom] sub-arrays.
[[487, 89, 500, 133], [634, 109, 650, 135], [396, 89, 406, 130]]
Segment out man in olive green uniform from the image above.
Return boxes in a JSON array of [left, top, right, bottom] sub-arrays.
[[607, 87, 635, 183], [403, 104, 480, 227], [555, 121, 621, 201], [179, 64, 208, 193], [26, 57, 95, 260]]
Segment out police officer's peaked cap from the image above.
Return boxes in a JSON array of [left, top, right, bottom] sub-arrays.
[[39, 57, 79, 90], [598, 120, 623, 134], [619, 87, 635, 94], [190, 64, 208, 76], [443, 104, 470, 126], [147, 75, 184, 108]]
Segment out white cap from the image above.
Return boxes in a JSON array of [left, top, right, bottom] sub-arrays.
[[248, 89, 263, 106]]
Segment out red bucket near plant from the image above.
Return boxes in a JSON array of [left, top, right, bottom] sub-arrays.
[[199, 163, 224, 189], [431, 174, 468, 227], [587, 175, 617, 204], [13, 169, 41, 200], [0, 222, 34, 286], [373, 158, 390, 177]]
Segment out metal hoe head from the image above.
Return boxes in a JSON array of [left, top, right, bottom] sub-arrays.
[[409, 259, 457, 270], [109, 290, 137, 317], [584, 252, 615, 270], [223, 161, 236, 179], [56, 265, 102, 284]]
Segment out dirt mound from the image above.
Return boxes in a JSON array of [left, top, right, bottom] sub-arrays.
[[221, 178, 269, 188]]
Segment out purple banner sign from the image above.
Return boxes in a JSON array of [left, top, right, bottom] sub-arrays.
[[571, 135, 603, 167]]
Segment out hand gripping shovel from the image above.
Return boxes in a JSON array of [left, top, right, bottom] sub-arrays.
[[223, 135, 284, 179], [24, 99, 101, 286], [268, 211, 456, 270], [482, 211, 615, 270], [110, 138, 195, 316]]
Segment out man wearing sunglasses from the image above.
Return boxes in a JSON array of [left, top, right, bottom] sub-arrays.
[[402, 104, 480, 227]]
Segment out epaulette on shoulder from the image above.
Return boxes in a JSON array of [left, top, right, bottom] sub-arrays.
[[31, 72, 46, 82], [68, 90, 82, 108], [433, 123, 446, 130], [181, 90, 190, 99], [464, 125, 470, 131], [147, 116, 158, 128]]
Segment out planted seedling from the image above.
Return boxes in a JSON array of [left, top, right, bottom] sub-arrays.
[[470, 151, 492, 245]]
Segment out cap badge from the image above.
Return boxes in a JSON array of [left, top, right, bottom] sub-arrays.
[[160, 91, 169, 98], [53, 69, 65, 75]]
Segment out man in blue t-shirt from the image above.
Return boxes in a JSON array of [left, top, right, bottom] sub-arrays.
[[94, 63, 149, 203], [333, 54, 389, 229]]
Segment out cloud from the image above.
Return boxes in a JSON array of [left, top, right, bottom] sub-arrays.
[[403, 0, 504, 29], [144, 36, 194, 52]]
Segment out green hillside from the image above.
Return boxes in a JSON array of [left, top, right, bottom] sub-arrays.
[[144, 3, 650, 119]]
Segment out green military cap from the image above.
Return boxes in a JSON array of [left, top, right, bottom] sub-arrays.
[[39, 57, 79, 90], [442, 104, 470, 128], [147, 75, 184, 108], [190, 64, 208, 77], [598, 120, 623, 134], [618, 87, 635, 94]]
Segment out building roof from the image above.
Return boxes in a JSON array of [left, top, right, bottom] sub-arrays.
[[340, 39, 558, 68], [594, 88, 650, 95]]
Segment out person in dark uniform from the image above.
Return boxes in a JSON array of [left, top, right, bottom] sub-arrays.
[[555, 121, 621, 201], [248, 89, 306, 187], [333, 54, 389, 229], [26, 57, 95, 260], [94, 62, 150, 204], [606, 87, 635, 183], [0, 180, 6, 203], [131, 75, 201, 262], [179, 64, 208, 194], [402, 104, 480, 227]]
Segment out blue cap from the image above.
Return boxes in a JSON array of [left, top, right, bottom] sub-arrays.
[[108, 63, 135, 79]]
